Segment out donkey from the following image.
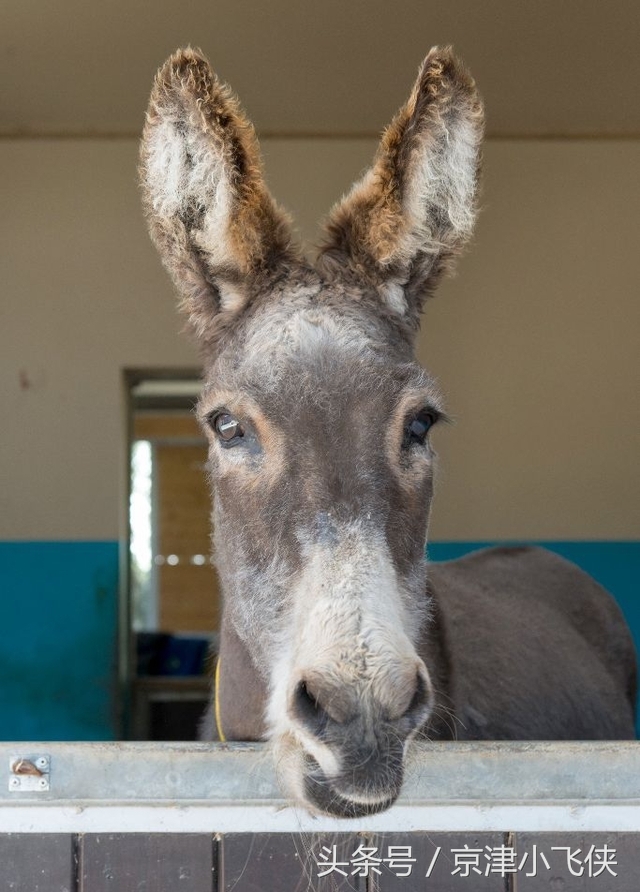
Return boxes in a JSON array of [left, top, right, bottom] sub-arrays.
[[140, 46, 637, 817]]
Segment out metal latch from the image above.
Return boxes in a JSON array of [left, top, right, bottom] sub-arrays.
[[8, 755, 50, 792]]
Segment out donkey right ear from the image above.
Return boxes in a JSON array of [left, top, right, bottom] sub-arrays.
[[140, 48, 299, 350], [317, 47, 483, 331]]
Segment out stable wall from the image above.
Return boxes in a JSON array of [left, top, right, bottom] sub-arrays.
[[1, 137, 638, 738]]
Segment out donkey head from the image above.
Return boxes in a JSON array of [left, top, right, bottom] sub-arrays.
[[140, 47, 483, 816]]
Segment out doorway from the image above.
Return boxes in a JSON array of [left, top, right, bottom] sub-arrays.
[[124, 370, 220, 739]]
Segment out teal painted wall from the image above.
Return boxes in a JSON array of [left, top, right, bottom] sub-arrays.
[[0, 542, 119, 741], [0, 540, 637, 740]]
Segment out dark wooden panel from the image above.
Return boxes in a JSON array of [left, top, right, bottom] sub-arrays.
[[514, 832, 640, 891], [221, 833, 366, 892], [366, 832, 509, 891], [79, 834, 215, 892], [0, 834, 75, 892]]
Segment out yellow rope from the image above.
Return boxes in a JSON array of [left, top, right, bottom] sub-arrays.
[[214, 655, 226, 742]]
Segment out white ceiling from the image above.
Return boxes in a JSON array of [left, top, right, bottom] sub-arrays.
[[2, 0, 639, 137]]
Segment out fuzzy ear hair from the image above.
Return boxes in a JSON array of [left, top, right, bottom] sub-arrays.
[[317, 47, 484, 329], [140, 48, 300, 349]]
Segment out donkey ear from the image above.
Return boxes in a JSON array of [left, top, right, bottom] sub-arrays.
[[140, 48, 299, 348], [317, 47, 483, 328]]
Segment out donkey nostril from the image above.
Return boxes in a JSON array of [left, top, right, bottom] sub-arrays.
[[409, 672, 427, 712], [298, 679, 320, 713], [403, 669, 433, 729], [292, 679, 329, 735], [291, 676, 357, 732]]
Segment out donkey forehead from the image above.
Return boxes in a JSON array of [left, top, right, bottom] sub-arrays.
[[202, 294, 443, 413], [238, 284, 408, 367]]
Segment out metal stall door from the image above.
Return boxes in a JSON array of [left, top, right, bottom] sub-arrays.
[[2, 742, 640, 891]]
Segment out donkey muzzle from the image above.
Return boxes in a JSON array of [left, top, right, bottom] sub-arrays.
[[287, 662, 433, 815]]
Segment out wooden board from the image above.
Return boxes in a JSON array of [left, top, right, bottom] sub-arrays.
[[0, 834, 75, 892], [366, 832, 509, 891], [513, 832, 640, 891], [221, 833, 366, 892], [1, 833, 640, 890], [79, 834, 216, 891]]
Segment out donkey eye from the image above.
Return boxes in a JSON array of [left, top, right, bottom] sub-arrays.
[[211, 412, 244, 444], [403, 410, 436, 448]]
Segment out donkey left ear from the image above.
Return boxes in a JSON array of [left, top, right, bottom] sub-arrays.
[[140, 48, 299, 350], [317, 47, 483, 329]]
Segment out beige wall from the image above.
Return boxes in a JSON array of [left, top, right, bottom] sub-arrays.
[[1, 137, 638, 541]]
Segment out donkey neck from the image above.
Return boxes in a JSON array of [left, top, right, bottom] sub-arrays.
[[217, 613, 268, 740], [416, 583, 455, 740]]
